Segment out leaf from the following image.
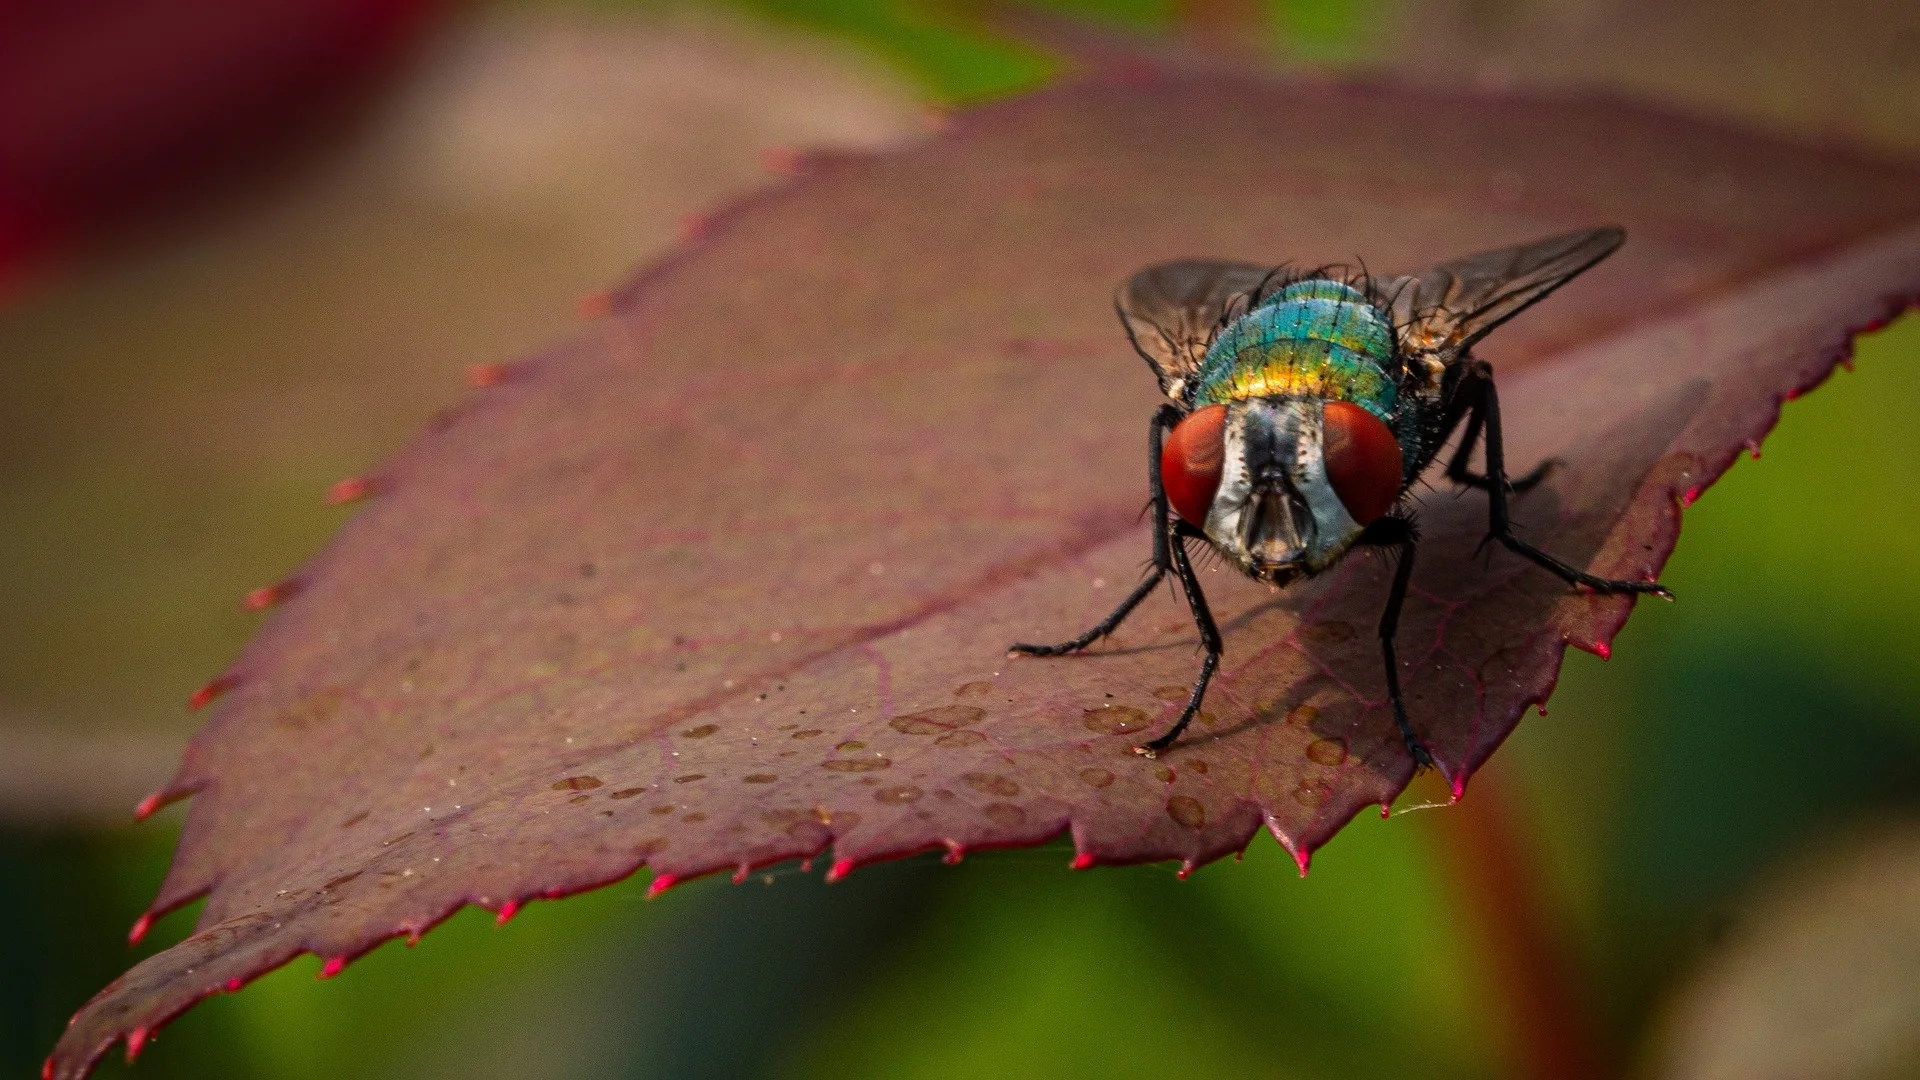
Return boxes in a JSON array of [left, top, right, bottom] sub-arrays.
[[49, 41, 1920, 1080], [0, 7, 918, 825]]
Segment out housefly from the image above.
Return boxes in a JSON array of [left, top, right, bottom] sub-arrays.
[[1012, 227, 1671, 763]]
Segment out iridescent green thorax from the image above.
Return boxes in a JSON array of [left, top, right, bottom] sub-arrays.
[[1191, 279, 1397, 419]]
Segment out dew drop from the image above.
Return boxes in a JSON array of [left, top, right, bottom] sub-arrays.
[[821, 758, 890, 772], [962, 772, 1020, 797], [1305, 738, 1349, 766], [1166, 795, 1206, 829], [933, 729, 988, 748], [1082, 705, 1149, 735], [983, 803, 1026, 827]]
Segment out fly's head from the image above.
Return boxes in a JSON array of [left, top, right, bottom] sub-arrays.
[[1160, 397, 1404, 584]]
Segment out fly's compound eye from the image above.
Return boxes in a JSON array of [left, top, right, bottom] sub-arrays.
[[1321, 401, 1403, 526], [1160, 404, 1228, 528]]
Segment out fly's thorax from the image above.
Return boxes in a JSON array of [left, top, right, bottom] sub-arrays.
[[1191, 280, 1399, 418], [1204, 398, 1365, 583]]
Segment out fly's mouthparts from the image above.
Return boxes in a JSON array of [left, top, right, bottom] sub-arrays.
[[1242, 483, 1310, 564]]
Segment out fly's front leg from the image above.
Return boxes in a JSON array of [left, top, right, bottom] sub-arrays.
[[1356, 517, 1432, 768], [1471, 361, 1673, 599], [1134, 523, 1222, 758], [1445, 383, 1557, 493], [1010, 405, 1182, 657]]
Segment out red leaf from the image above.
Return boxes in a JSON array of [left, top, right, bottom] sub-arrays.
[[47, 49, 1920, 1080]]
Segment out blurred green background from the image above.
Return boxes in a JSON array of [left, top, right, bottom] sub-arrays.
[[5, 1, 1919, 1078]]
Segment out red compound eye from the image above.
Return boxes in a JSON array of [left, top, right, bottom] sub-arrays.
[[1161, 404, 1227, 527], [1322, 401, 1403, 525]]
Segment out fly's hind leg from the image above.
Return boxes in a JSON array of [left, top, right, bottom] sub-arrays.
[[1467, 361, 1673, 599], [1010, 405, 1181, 657], [1445, 392, 1557, 493]]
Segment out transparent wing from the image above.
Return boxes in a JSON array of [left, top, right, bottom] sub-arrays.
[[1382, 227, 1625, 355], [1115, 259, 1274, 401]]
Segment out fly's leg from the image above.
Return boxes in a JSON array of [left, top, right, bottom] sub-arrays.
[[1446, 394, 1557, 493], [1134, 523, 1222, 758], [1007, 571, 1164, 656], [1471, 361, 1674, 599], [1010, 405, 1181, 657], [1357, 517, 1433, 768]]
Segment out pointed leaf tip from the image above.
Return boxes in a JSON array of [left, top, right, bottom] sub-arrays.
[[1070, 852, 1095, 870], [825, 858, 855, 883], [186, 674, 234, 711], [242, 579, 301, 613], [574, 291, 611, 320], [317, 956, 346, 979], [645, 873, 677, 900], [494, 900, 519, 926], [127, 913, 152, 946], [465, 363, 508, 388], [325, 475, 376, 505]]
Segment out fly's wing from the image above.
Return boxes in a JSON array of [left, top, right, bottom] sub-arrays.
[[1116, 259, 1274, 401], [1382, 227, 1625, 356]]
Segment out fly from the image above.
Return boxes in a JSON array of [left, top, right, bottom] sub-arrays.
[[1011, 227, 1671, 763]]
